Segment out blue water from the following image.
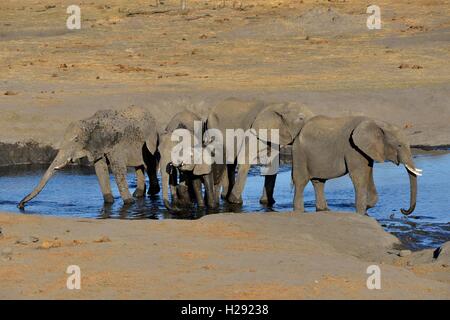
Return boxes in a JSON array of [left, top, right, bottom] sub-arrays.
[[0, 152, 449, 250]]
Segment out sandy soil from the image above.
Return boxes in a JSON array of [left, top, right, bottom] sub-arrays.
[[1, 0, 449, 148], [0, 211, 448, 299]]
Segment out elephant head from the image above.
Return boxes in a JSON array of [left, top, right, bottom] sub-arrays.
[[18, 121, 93, 209], [159, 127, 214, 210], [352, 120, 422, 215], [251, 102, 314, 146]]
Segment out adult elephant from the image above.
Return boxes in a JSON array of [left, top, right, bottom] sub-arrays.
[[292, 116, 421, 215], [206, 98, 314, 205], [158, 110, 218, 210], [18, 106, 160, 209]]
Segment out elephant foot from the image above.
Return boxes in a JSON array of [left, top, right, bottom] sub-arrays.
[[103, 194, 115, 204], [316, 207, 330, 212], [147, 184, 160, 196], [367, 196, 378, 209], [197, 202, 206, 208], [259, 197, 275, 206], [164, 199, 182, 212], [133, 188, 146, 198], [123, 198, 135, 205], [207, 199, 219, 209], [227, 193, 243, 205], [366, 201, 377, 209]]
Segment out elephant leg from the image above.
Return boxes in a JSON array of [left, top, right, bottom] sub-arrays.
[[293, 175, 309, 213], [161, 167, 174, 210], [144, 149, 160, 196], [260, 174, 276, 206], [349, 167, 370, 215], [223, 163, 236, 199], [169, 166, 179, 204], [292, 144, 309, 212], [312, 179, 328, 211], [133, 166, 146, 198], [228, 163, 250, 204], [367, 166, 378, 209], [94, 158, 114, 204], [110, 158, 134, 205], [192, 178, 205, 207], [203, 173, 217, 208]]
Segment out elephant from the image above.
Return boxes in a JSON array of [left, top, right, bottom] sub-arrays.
[[292, 115, 422, 215], [206, 97, 314, 205], [18, 106, 160, 209], [158, 110, 218, 211]]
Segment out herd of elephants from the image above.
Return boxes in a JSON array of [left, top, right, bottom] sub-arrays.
[[18, 98, 421, 216]]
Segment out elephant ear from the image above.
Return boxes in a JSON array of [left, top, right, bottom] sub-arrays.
[[352, 120, 385, 163], [252, 103, 309, 146], [193, 163, 211, 176], [84, 121, 121, 160], [145, 130, 158, 155]]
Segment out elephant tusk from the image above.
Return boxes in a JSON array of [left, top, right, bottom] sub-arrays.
[[405, 165, 423, 176]]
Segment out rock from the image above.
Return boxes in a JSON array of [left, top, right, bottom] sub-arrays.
[[434, 241, 450, 264], [406, 248, 434, 265], [399, 250, 412, 257], [39, 240, 62, 249], [94, 236, 111, 243], [4, 91, 18, 96], [1, 247, 13, 261], [15, 236, 39, 245], [398, 63, 423, 70], [405, 242, 450, 266]]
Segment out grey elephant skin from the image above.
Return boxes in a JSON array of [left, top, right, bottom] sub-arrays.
[[158, 110, 218, 211], [18, 106, 160, 209], [206, 97, 314, 205], [292, 116, 421, 215]]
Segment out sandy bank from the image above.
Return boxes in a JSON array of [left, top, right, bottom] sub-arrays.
[[1, 0, 449, 150], [0, 211, 448, 299]]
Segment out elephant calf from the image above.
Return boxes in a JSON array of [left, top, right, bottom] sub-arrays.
[[158, 110, 218, 211], [292, 116, 422, 215], [18, 106, 160, 208]]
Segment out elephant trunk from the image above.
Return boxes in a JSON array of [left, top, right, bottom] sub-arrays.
[[400, 166, 418, 215], [18, 151, 69, 209]]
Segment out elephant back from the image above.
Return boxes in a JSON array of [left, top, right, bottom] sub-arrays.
[[165, 110, 201, 134], [82, 107, 158, 159]]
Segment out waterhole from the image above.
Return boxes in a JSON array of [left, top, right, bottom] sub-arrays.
[[0, 152, 449, 250]]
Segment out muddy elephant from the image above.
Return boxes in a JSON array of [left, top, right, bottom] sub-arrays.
[[158, 110, 218, 211], [18, 107, 160, 209], [206, 98, 314, 205], [292, 116, 421, 215]]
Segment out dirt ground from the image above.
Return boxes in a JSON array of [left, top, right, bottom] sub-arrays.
[[0, 211, 449, 299], [1, 0, 450, 147], [1, 0, 450, 300]]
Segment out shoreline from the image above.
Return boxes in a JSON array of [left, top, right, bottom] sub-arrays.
[[0, 140, 448, 167], [0, 211, 448, 299]]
